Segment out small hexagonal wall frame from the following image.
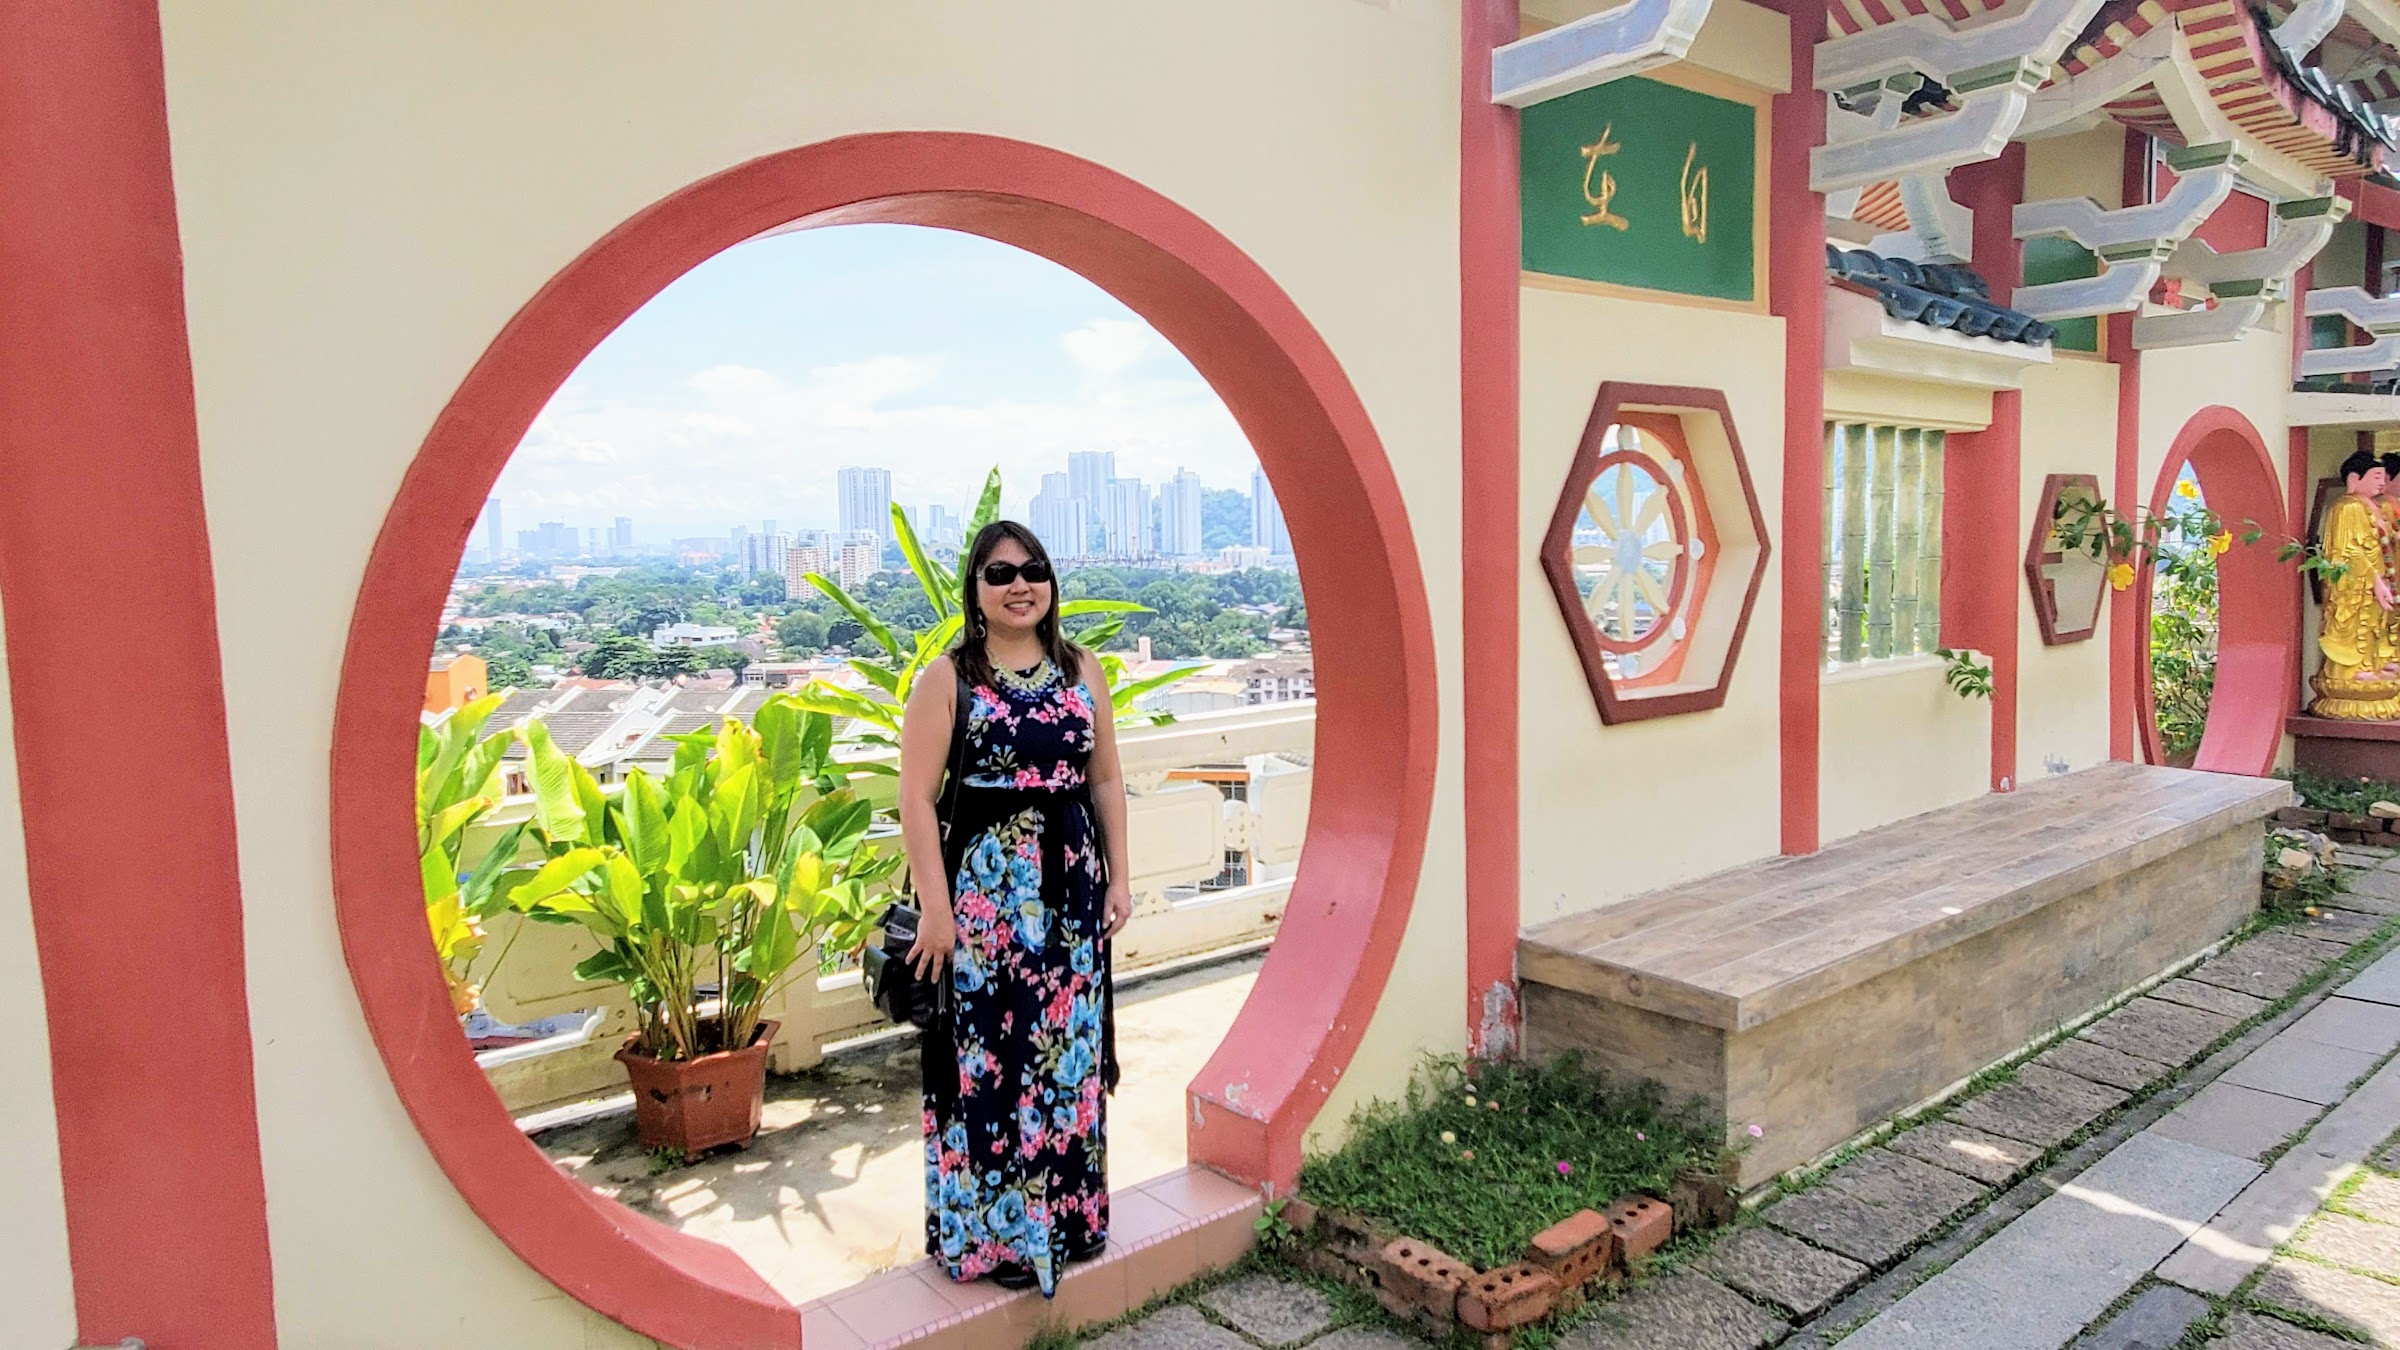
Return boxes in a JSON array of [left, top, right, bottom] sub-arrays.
[[2025, 472, 2105, 645], [1541, 382, 1771, 723]]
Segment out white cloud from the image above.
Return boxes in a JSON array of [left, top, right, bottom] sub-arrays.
[[495, 335, 1253, 539]]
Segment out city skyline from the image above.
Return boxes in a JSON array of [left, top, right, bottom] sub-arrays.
[[488, 223, 1262, 538]]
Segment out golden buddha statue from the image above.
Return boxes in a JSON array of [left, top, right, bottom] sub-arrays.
[[2311, 447, 2400, 719]]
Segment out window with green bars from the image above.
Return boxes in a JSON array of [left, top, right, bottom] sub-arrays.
[[1822, 422, 1945, 667]]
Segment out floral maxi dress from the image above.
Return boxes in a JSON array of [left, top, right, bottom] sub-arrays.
[[924, 659, 1116, 1296]]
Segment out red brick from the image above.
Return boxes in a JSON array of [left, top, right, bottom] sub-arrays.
[[1606, 1195, 1674, 1265], [1279, 1196, 1321, 1240], [1320, 1206, 1397, 1263], [2276, 807, 2331, 827], [1459, 1263, 1562, 1332], [1376, 1237, 1471, 1321], [2332, 813, 2380, 832], [1524, 1208, 1615, 1288]]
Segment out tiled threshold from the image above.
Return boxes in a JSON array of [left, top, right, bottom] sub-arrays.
[[799, 1165, 1262, 1349]]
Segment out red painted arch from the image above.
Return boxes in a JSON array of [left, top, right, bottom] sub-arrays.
[[2137, 406, 2299, 775], [331, 132, 1437, 1347]]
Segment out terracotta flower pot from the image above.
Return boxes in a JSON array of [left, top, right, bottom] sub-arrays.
[[615, 1019, 778, 1157]]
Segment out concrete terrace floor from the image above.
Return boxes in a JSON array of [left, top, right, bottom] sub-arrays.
[[537, 949, 1262, 1304]]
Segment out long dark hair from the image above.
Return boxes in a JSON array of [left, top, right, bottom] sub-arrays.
[[952, 520, 1082, 692]]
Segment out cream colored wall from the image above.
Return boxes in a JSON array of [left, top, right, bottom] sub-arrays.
[[0, 592, 78, 1350], [156, 2, 1464, 1343], [1518, 287, 1787, 918], [1818, 661, 1992, 841], [2016, 357, 2121, 780]]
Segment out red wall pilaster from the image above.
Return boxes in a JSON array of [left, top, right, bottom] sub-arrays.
[[1944, 146, 2027, 790], [2110, 132, 2148, 761], [0, 1, 279, 1343], [1462, 0, 1524, 1056], [1774, 1, 1829, 853]]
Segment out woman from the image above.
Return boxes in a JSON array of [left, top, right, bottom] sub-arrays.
[[899, 520, 1134, 1296]]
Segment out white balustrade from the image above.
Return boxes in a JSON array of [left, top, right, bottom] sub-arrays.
[[470, 701, 1316, 1112], [2301, 285, 2400, 376]]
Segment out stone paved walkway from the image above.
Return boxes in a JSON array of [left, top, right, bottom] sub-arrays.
[[1057, 854, 2400, 1350]]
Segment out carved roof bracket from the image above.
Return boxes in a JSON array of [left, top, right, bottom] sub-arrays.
[[2274, 0, 2349, 63], [1813, 66, 2042, 193], [1492, 0, 1717, 108], [2009, 143, 2245, 322], [2135, 196, 2349, 349], [2302, 285, 2400, 376]]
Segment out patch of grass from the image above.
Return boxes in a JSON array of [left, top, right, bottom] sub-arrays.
[[2283, 768, 2400, 816], [1298, 1053, 1720, 1271]]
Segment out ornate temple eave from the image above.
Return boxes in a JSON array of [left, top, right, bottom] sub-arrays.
[[1492, 0, 1716, 108]]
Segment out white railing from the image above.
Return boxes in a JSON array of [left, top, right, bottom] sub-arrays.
[[472, 701, 1315, 1113]]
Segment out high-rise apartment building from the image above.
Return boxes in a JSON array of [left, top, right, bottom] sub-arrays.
[[783, 544, 829, 595], [1252, 467, 1293, 559], [481, 498, 504, 559], [1103, 478, 1150, 559], [517, 520, 577, 559], [609, 516, 633, 553], [838, 466, 894, 561], [837, 533, 881, 589], [1157, 469, 1205, 557], [1067, 451, 1115, 511], [738, 530, 790, 578], [917, 503, 963, 553], [1030, 473, 1088, 560]]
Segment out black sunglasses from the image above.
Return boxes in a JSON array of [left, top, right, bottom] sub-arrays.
[[979, 559, 1053, 587]]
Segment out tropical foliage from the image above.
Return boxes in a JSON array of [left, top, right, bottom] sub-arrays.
[[415, 693, 522, 1015], [783, 467, 1201, 756], [492, 698, 899, 1061]]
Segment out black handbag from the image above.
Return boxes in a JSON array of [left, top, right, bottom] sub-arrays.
[[865, 669, 970, 1029]]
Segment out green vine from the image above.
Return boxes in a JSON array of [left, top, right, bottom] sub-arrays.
[[1935, 647, 1994, 700]]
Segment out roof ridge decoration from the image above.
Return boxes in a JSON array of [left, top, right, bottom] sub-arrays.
[[2010, 140, 2246, 321], [1811, 0, 2111, 191], [2134, 193, 2349, 347], [1491, 0, 1717, 108]]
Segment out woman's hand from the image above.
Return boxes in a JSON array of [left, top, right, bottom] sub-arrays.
[[908, 899, 957, 981], [1102, 882, 1134, 940]]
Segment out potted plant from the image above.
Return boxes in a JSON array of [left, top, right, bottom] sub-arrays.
[[497, 695, 897, 1155]]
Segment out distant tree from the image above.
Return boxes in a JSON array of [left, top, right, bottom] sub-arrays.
[[583, 635, 656, 680], [694, 644, 751, 678], [738, 573, 788, 607], [647, 646, 703, 678], [1202, 488, 1250, 551], [485, 652, 537, 689], [776, 610, 829, 657]]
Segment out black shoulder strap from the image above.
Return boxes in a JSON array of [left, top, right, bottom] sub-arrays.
[[936, 664, 971, 842]]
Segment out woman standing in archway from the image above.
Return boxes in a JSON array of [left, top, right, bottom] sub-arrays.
[[899, 521, 1133, 1296]]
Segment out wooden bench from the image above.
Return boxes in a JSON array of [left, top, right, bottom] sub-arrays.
[[1519, 763, 2288, 1184]]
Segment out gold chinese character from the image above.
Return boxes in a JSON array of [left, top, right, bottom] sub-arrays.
[[1580, 125, 1628, 231], [1679, 142, 1709, 244]]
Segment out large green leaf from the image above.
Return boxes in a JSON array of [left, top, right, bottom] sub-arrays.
[[785, 683, 900, 737], [893, 502, 954, 621], [521, 721, 587, 844], [964, 466, 1004, 538], [619, 770, 670, 875], [805, 572, 906, 663], [1057, 599, 1147, 617], [1110, 662, 1205, 710], [458, 820, 530, 919]]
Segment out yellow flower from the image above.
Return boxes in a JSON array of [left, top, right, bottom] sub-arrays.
[[2209, 531, 2232, 555], [2176, 480, 2199, 500], [2107, 561, 2136, 591]]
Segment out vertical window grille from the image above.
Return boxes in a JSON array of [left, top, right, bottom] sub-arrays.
[[1823, 422, 1944, 666]]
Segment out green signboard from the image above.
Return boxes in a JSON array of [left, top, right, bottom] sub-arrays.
[[1520, 75, 1758, 303]]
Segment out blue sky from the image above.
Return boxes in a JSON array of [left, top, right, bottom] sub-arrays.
[[495, 224, 1257, 541]]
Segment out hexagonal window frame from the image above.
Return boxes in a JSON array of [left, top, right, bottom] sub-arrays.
[[2024, 472, 2106, 645], [1540, 382, 1772, 724]]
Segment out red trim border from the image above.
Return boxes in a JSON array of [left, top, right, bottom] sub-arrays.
[[331, 134, 1438, 1345]]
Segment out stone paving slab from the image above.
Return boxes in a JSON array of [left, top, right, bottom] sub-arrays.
[[2037, 1038, 2179, 1093], [1950, 1064, 2132, 1150], [2251, 1256, 2400, 1343], [2296, 909, 2385, 944], [2286, 997, 2400, 1055], [2152, 977, 2274, 1021], [1886, 1120, 2042, 1186], [1307, 1328, 1430, 1350], [2189, 935, 2351, 1001], [2072, 1282, 2210, 1350], [2210, 1309, 2363, 1349], [1196, 1272, 1333, 1347], [2150, 1082, 2323, 1162], [2337, 949, 2400, 1007], [1083, 1303, 1253, 1350], [1558, 1273, 1787, 1350], [2337, 869, 2400, 915], [2341, 1172, 2400, 1224], [2157, 1047, 2400, 1294], [1762, 1149, 1989, 1266], [1835, 1132, 2260, 1350], [2221, 1037, 2383, 1106], [2294, 1210, 2400, 1280], [1819, 1148, 1988, 1214], [2082, 998, 2241, 1067], [1693, 1226, 1869, 1320]]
